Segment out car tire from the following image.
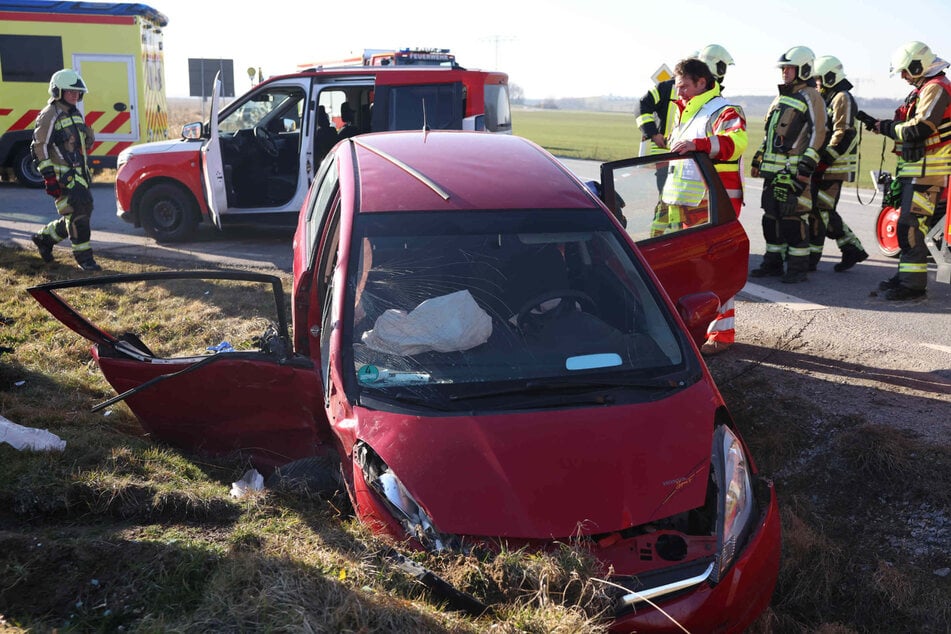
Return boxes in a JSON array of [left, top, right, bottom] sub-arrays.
[[139, 183, 200, 243], [13, 146, 44, 188], [266, 449, 343, 496]]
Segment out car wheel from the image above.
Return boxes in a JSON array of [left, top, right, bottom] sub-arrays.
[[139, 183, 200, 243], [266, 449, 343, 496], [13, 146, 44, 188]]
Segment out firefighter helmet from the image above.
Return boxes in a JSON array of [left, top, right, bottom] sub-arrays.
[[776, 46, 815, 81], [49, 69, 88, 100], [699, 44, 734, 81], [815, 55, 846, 89], [889, 41, 936, 78]]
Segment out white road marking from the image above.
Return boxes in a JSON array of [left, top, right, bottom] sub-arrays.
[[739, 282, 827, 311], [920, 343, 951, 355]]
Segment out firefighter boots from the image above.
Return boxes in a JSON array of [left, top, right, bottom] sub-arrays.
[[834, 246, 868, 272], [32, 233, 55, 263], [73, 250, 102, 272], [879, 275, 901, 291], [884, 285, 926, 301], [749, 263, 783, 278]]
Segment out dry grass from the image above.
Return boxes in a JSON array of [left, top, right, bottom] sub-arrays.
[[0, 246, 612, 633], [3, 102, 949, 630], [3, 241, 950, 633]]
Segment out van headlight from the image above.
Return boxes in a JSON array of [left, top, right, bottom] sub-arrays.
[[712, 425, 755, 582]]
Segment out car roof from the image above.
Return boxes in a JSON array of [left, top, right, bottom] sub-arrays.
[[342, 131, 598, 213]]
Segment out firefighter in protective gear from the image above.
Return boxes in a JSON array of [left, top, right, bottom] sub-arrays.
[[750, 46, 827, 283], [811, 55, 869, 272], [636, 70, 678, 235], [30, 68, 101, 272], [868, 41, 950, 300], [664, 57, 747, 355]]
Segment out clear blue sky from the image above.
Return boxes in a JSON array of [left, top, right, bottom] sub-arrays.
[[151, 0, 951, 100]]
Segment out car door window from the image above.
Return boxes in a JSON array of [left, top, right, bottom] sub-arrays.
[[318, 205, 342, 396], [372, 83, 464, 131], [604, 154, 717, 242], [305, 155, 339, 264], [599, 152, 749, 328]]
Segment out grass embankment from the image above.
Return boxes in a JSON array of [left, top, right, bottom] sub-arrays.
[[0, 248, 614, 632]]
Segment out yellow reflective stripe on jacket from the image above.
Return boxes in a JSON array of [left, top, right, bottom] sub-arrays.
[[897, 144, 951, 177]]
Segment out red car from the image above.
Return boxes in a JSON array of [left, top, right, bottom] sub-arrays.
[[30, 131, 779, 632]]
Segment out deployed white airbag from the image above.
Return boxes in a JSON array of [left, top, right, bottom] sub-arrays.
[[362, 290, 492, 355]]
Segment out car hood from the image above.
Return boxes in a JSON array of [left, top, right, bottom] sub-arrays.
[[122, 139, 200, 156], [356, 380, 718, 539]]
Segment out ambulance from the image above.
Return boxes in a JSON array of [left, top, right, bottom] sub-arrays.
[[0, 0, 169, 188], [115, 51, 511, 242]]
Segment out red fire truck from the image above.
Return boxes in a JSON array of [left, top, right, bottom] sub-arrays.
[[115, 51, 511, 242]]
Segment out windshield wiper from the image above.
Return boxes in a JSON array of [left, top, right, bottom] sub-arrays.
[[449, 376, 684, 402], [359, 387, 457, 412]]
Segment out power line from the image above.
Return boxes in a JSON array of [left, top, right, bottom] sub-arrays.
[[481, 35, 516, 70]]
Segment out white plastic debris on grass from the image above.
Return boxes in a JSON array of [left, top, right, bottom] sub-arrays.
[[230, 468, 264, 498], [0, 415, 66, 452]]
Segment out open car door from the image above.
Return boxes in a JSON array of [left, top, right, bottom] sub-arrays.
[[27, 271, 329, 470], [600, 152, 749, 341], [200, 73, 226, 230]]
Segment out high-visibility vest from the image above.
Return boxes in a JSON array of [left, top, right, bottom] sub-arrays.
[[661, 93, 730, 207]]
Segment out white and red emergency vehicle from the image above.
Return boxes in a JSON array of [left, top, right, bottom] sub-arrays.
[[0, 0, 169, 187], [115, 52, 511, 242]]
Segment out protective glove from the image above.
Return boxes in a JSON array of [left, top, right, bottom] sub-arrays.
[[771, 171, 804, 214], [878, 120, 896, 138], [901, 142, 925, 163], [750, 150, 764, 178], [42, 170, 61, 198]]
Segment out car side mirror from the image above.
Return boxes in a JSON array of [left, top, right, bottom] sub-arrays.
[[181, 121, 203, 140], [677, 291, 721, 331]]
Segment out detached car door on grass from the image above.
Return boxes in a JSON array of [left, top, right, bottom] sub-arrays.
[[27, 272, 329, 470]]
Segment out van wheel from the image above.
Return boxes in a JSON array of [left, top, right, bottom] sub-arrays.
[[139, 183, 199, 243], [13, 147, 43, 188]]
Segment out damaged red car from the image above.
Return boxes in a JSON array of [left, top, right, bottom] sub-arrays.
[[30, 131, 780, 632]]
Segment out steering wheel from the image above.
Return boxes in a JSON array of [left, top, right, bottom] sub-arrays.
[[253, 125, 279, 157], [515, 289, 596, 331]]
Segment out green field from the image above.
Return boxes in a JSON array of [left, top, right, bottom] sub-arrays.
[[512, 107, 897, 191]]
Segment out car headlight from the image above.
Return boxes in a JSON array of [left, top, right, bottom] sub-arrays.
[[354, 441, 451, 551], [712, 424, 755, 582], [116, 148, 133, 171]]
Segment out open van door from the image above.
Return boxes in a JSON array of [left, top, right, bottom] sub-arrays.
[[200, 73, 226, 230]]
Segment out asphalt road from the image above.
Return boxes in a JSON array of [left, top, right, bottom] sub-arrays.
[[1, 162, 949, 368]]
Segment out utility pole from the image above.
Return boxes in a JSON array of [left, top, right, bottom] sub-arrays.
[[481, 35, 516, 70]]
